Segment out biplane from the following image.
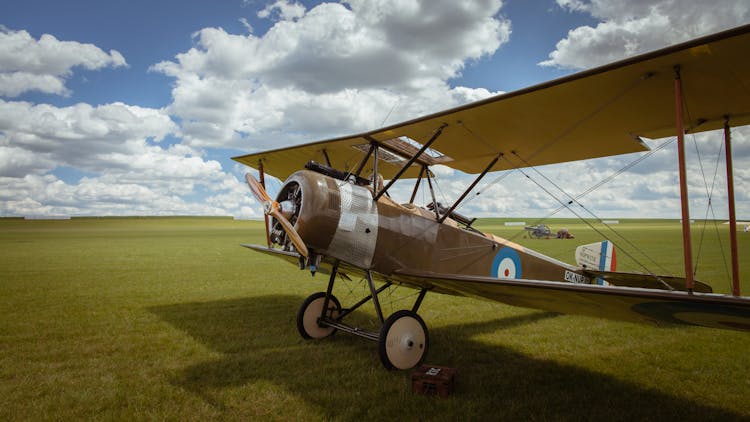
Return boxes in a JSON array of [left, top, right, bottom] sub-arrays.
[[233, 24, 750, 370]]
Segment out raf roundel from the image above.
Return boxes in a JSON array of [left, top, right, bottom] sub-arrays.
[[492, 247, 522, 279]]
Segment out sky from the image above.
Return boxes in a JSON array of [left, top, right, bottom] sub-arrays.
[[1, 0, 749, 220]]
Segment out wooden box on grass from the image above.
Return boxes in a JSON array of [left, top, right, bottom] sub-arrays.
[[411, 365, 457, 398]]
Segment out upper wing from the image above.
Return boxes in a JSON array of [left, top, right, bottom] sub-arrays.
[[392, 269, 750, 332], [233, 24, 750, 180]]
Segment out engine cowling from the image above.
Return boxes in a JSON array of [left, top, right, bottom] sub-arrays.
[[271, 170, 379, 269]]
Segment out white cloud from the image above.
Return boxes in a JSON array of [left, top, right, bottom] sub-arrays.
[[238, 17, 254, 33], [449, 128, 750, 219], [5, 2, 746, 220], [0, 28, 127, 97], [0, 173, 249, 217], [0, 144, 54, 177], [0, 100, 177, 173], [542, 0, 750, 69], [0, 99, 261, 217], [258, 0, 306, 21], [522, 1, 750, 220], [152, 0, 509, 149]]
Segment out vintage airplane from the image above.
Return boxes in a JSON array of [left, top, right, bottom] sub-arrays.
[[233, 24, 750, 370]]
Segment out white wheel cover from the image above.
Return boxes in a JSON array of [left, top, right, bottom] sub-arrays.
[[302, 297, 338, 339], [384, 315, 426, 369]]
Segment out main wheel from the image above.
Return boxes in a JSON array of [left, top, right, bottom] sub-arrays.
[[378, 310, 429, 370], [297, 292, 342, 339]]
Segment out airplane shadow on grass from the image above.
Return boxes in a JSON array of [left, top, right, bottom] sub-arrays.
[[150, 295, 744, 421]]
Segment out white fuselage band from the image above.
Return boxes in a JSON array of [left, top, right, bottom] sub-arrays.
[[328, 182, 379, 269]]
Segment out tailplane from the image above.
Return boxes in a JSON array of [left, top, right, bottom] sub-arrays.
[[575, 240, 712, 293]]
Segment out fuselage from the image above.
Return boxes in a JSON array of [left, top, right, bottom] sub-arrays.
[[276, 170, 585, 284]]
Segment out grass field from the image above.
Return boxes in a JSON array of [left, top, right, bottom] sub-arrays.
[[1, 217, 749, 420]]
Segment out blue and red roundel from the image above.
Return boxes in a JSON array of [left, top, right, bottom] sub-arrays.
[[492, 247, 522, 279]]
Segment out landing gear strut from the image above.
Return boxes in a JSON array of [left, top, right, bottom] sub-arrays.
[[296, 261, 430, 370]]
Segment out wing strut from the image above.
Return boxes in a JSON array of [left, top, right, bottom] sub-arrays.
[[425, 164, 440, 219], [353, 143, 375, 177], [321, 148, 332, 167], [374, 123, 447, 201], [724, 118, 741, 296], [674, 66, 695, 292], [366, 270, 385, 324], [438, 153, 501, 224], [409, 165, 426, 204]]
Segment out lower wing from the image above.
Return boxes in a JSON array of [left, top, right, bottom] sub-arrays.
[[240, 244, 750, 333], [392, 269, 750, 332], [582, 269, 714, 293]]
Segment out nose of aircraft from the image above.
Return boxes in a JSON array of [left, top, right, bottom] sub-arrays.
[[245, 173, 309, 258]]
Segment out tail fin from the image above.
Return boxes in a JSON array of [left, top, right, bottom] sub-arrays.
[[575, 240, 713, 293], [575, 240, 616, 285]]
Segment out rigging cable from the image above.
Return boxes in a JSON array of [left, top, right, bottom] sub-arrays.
[[503, 153, 674, 286], [454, 72, 652, 212], [476, 137, 675, 224], [448, 76, 675, 279], [681, 91, 732, 287], [690, 131, 732, 283]]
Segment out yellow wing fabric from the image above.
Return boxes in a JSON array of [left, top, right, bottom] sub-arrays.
[[233, 24, 750, 180], [392, 270, 750, 332]]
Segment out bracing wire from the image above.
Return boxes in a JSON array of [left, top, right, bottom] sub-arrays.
[[431, 175, 449, 207], [454, 72, 651, 212], [504, 153, 673, 282], [441, 72, 673, 279], [380, 95, 400, 127], [691, 132, 732, 283], [471, 137, 675, 221], [681, 90, 732, 285]]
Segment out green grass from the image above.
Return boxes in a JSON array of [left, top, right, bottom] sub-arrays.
[[1, 217, 749, 420]]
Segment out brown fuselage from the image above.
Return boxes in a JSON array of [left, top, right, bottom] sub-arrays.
[[279, 170, 582, 285]]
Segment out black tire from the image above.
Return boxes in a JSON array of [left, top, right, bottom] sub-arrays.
[[378, 310, 429, 370], [296, 292, 341, 340]]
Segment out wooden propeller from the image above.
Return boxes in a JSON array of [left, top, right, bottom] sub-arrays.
[[245, 174, 309, 258]]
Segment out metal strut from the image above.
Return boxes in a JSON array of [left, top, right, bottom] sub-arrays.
[[353, 144, 375, 177], [425, 166, 440, 220], [366, 270, 385, 324], [319, 260, 340, 324], [315, 265, 391, 341], [316, 268, 430, 342], [439, 153, 500, 224], [724, 118, 741, 296], [409, 165, 426, 204], [374, 123, 448, 200], [412, 288, 428, 313], [674, 66, 695, 292]]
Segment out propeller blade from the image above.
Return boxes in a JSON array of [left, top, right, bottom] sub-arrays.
[[268, 206, 309, 258], [245, 173, 272, 204], [244, 173, 309, 258]]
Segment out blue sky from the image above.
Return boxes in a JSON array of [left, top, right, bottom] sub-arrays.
[[1, 0, 749, 219], [5, 0, 597, 104]]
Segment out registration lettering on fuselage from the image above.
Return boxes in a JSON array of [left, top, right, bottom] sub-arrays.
[[564, 270, 589, 284]]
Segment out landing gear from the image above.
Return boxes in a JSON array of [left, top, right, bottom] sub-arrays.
[[296, 261, 430, 370], [378, 310, 429, 370], [297, 292, 341, 339]]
